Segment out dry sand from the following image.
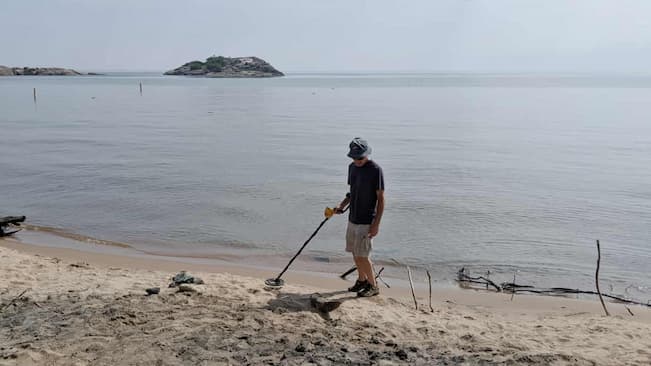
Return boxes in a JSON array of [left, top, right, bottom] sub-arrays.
[[1, 239, 650, 366]]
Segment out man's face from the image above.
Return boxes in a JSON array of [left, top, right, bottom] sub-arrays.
[[352, 156, 368, 167]]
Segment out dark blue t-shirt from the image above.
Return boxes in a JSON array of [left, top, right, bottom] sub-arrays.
[[348, 160, 384, 225]]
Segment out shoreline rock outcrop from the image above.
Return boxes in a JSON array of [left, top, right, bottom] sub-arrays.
[[164, 56, 283, 78]]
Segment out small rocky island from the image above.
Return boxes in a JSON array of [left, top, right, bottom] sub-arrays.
[[164, 56, 283, 78], [0, 66, 82, 76]]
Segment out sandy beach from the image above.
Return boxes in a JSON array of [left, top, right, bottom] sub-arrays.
[[1, 237, 650, 366]]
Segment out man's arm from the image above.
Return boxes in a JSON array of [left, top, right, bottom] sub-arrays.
[[335, 193, 350, 214], [368, 189, 384, 238]]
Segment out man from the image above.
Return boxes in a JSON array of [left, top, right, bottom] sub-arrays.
[[335, 137, 385, 297]]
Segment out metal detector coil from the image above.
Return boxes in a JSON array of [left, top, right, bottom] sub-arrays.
[[264, 278, 285, 288]]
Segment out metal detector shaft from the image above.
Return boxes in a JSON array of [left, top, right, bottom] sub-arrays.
[[272, 216, 330, 282], [271, 205, 349, 283]]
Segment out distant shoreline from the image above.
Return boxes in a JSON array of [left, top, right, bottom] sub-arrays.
[[0, 66, 88, 76]]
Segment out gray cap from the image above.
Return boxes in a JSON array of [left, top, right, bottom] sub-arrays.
[[347, 137, 371, 159]]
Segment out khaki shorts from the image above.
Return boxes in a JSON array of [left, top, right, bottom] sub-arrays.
[[346, 222, 372, 257]]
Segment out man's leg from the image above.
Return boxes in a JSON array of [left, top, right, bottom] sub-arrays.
[[353, 256, 368, 282], [356, 256, 376, 287], [347, 256, 370, 292], [347, 223, 365, 281], [357, 255, 379, 297]]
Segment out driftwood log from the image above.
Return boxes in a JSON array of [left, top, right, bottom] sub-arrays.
[[0, 216, 26, 237]]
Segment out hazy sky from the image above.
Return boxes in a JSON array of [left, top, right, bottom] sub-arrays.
[[2, 0, 650, 72]]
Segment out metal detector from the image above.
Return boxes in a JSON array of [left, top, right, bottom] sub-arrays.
[[265, 205, 347, 288]]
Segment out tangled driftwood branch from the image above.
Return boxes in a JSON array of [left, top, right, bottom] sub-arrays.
[[0, 289, 28, 313], [457, 268, 501, 292], [457, 240, 649, 309], [458, 268, 650, 308]]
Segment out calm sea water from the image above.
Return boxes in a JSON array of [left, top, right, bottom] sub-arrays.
[[1, 73, 650, 300]]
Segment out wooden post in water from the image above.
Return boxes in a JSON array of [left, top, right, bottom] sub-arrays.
[[33, 88, 37, 103], [139, 82, 142, 96]]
